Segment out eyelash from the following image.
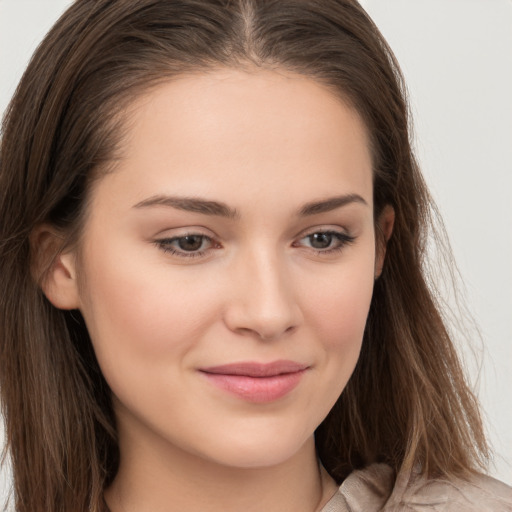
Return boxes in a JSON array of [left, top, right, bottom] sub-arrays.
[[154, 230, 355, 259], [155, 234, 216, 259], [294, 231, 356, 255]]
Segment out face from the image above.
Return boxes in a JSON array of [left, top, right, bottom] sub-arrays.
[[55, 68, 388, 469]]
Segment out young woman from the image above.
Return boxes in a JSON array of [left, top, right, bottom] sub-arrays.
[[0, 1, 511, 511]]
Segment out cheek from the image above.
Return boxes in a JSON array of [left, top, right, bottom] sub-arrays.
[[299, 250, 375, 400], [314, 283, 371, 341], [304, 255, 375, 348], [77, 245, 221, 389]]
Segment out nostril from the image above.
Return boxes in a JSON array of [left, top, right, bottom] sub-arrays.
[[237, 323, 298, 342]]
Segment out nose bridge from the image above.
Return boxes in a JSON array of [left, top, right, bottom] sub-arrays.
[[225, 242, 301, 340]]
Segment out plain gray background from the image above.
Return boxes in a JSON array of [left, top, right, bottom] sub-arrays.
[[1, 0, 510, 502]]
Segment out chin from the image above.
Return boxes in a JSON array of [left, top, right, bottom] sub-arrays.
[[194, 425, 315, 470]]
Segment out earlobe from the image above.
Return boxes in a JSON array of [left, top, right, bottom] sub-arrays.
[[375, 205, 395, 279], [30, 226, 81, 310]]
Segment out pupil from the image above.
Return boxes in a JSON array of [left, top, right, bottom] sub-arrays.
[[310, 233, 332, 249], [178, 235, 203, 251]]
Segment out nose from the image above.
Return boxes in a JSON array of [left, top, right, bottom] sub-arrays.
[[223, 247, 303, 341]]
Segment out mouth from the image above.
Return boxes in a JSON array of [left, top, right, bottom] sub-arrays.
[[199, 360, 310, 403]]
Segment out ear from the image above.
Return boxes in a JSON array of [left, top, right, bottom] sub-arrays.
[[30, 225, 81, 310], [375, 205, 395, 279]]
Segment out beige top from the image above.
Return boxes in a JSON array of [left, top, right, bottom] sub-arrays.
[[320, 463, 512, 511]]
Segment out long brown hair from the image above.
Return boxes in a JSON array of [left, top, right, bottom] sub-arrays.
[[0, 1, 488, 510]]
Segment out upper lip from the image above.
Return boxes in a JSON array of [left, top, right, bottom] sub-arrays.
[[199, 360, 309, 377]]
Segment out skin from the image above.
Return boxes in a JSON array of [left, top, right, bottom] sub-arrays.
[[41, 68, 394, 512]]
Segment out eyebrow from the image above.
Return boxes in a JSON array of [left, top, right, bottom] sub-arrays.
[[298, 194, 368, 215], [133, 195, 240, 219], [132, 193, 367, 218]]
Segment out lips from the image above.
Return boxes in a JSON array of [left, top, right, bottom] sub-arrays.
[[199, 360, 309, 403]]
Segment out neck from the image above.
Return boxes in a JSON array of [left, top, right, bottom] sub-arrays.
[[104, 422, 337, 512]]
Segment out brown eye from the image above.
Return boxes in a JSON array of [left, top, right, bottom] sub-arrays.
[[156, 234, 215, 258], [177, 235, 205, 251]]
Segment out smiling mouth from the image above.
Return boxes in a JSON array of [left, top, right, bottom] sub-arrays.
[[199, 360, 309, 403]]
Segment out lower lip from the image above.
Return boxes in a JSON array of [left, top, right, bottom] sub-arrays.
[[201, 370, 306, 403]]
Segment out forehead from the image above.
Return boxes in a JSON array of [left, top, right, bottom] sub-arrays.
[[94, 68, 373, 212]]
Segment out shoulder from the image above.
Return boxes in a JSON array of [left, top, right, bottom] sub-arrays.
[[390, 467, 512, 511], [332, 463, 512, 511]]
